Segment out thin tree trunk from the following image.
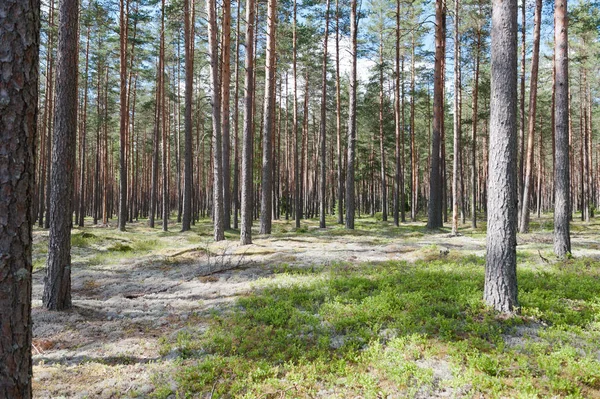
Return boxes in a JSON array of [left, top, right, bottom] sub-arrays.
[[378, 30, 387, 222], [40, 0, 55, 228], [221, 0, 232, 230], [345, 0, 358, 229], [78, 26, 90, 227], [208, 0, 224, 240], [471, 27, 481, 228], [518, 0, 525, 214], [160, 0, 168, 232], [240, 0, 256, 244], [118, 0, 128, 231], [452, 0, 461, 235], [410, 34, 416, 221], [394, 2, 402, 227], [335, 0, 343, 225], [182, 0, 194, 231], [519, 0, 542, 233], [232, 0, 241, 229], [319, 0, 331, 228], [293, 0, 301, 229]]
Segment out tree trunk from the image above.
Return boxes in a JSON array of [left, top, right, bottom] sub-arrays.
[[149, 57, 161, 228], [78, 26, 90, 227], [39, 0, 54, 229], [44, 0, 79, 310], [221, 0, 232, 230], [240, 0, 256, 244], [471, 28, 481, 228], [394, 0, 404, 226], [452, 0, 461, 235], [378, 31, 387, 222], [182, 0, 194, 231], [410, 34, 417, 221], [519, 0, 542, 233], [427, 0, 445, 229], [335, 0, 343, 225], [0, 0, 38, 393], [260, 0, 277, 235], [233, 0, 241, 229], [484, 0, 518, 314], [518, 0, 525, 216], [293, 0, 301, 229], [345, 0, 358, 229], [118, 0, 128, 231], [161, 0, 168, 232], [319, 0, 331, 228], [207, 0, 225, 240]]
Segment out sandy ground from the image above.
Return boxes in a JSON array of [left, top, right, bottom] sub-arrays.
[[29, 220, 600, 398]]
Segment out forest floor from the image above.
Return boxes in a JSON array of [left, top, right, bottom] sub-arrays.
[[30, 214, 600, 398]]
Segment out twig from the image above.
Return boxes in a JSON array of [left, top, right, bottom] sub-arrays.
[[538, 250, 550, 264], [209, 373, 221, 398], [32, 343, 42, 355]]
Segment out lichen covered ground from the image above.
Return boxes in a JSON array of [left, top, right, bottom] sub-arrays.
[[31, 215, 600, 398]]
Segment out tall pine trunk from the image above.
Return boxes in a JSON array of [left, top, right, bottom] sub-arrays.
[[319, 0, 331, 228], [207, 0, 225, 240], [452, 0, 461, 235], [221, 0, 232, 230], [260, 0, 277, 235], [345, 0, 358, 229], [427, 0, 445, 229], [44, 0, 79, 310], [519, 0, 542, 233], [240, 0, 256, 244], [484, 0, 518, 314], [118, 0, 128, 231], [0, 0, 39, 393], [182, 0, 194, 231]]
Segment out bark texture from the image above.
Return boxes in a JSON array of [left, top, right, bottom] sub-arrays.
[[484, 0, 518, 314], [0, 0, 39, 394], [43, 0, 79, 311], [260, 0, 277, 235], [427, 0, 445, 229], [553, 0, 571, 257]]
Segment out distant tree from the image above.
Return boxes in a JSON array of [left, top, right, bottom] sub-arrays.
[[181, 0, 194, 232], [519, 0, 542, 233], [118, 0, 128, 231], [345, 0, 358, 229], [241, 0, 256, 244], [207, 0, 225, 240], [319, 0, 331, 229]]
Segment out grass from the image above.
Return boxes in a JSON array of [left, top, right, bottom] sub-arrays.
[[152, 255, 600, 398]]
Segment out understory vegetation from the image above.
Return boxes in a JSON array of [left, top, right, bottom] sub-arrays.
[[151, 256, 600, 398], [29, 215, 600, 398]]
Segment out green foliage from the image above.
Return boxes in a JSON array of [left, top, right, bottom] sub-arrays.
[[154, 256, 600, 398]]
